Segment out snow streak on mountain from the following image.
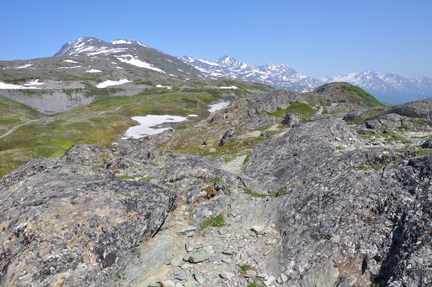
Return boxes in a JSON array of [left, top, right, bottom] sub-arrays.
[[182, 55, 432, 104], [182, 55, 322, 93]]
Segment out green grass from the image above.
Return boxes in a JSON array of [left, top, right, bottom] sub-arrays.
[[139, 176, 154, 182], [200, 214, 225, 229], [117, 175, 135, 180], [341, 85, 384, 107], [243, 187, 267, 198], [272, 187, 290, 197], [267, 101, 314, 119], [0, 119, 21, 125]]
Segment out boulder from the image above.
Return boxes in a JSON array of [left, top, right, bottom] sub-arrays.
[[281, 113, 305, 126], [0, 150, 176, 286]]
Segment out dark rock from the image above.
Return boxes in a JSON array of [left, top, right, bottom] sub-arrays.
[[342, 107, 370, 122], [421, 137, 432, 149], [281, 113, 305, 126], [218, 129, 234, 147]]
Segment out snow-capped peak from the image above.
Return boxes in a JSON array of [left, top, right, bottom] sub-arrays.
[[111, 39, 147, 47]]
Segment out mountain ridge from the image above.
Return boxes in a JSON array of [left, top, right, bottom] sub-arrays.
[[183, 55, 432, 104]]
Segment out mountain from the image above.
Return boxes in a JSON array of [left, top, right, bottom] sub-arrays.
[[0, 37, 204, 87], [182, 55, 322, 93], [322, 71, 432, 104], [182, 56, 432, 104]]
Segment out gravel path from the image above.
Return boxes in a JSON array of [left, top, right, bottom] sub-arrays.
[[0, 120, 37, 140]]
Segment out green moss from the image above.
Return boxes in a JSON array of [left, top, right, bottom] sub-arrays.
[[243, 187, 266, 197], [200, 214, 225, 229], [117, 175, 135, 180], [139, 176, 154, 182]]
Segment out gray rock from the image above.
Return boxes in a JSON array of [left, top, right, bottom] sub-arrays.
[[308, 114, 332, 121], [0, 152, 176, 287], [186, 239, 196, 252], [219, 271, 235, 280], [178, 226, 196, 235], [193, 272, 206, 284], [384, 98, 432, 120], [184, 252, 211, 263]]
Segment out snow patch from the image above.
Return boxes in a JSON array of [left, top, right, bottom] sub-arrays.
[[219, 86, 238, 89], [156, 84, 172, 89], [208, 101, 230, 113], [0, 81, 38, 89], [86, 69, 102, 73], [122, 115, 189, 139], [64, 59, 78, 63], [96, 79, 131, 88], [15, 64, 32, 69], [24, 79, 44, 86], [115, 54, 165, 73]]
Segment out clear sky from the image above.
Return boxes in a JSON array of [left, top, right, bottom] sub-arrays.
[[1, 0, 431, 79]]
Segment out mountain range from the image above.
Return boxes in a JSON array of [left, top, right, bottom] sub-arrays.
[[182, 55, 432, 104], [1, 36, 431, 104]]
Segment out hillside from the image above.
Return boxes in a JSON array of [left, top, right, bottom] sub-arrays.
[[1, 81, 432, 286]]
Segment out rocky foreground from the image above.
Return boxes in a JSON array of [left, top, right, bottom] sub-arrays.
[[1, 86, 432, 286]]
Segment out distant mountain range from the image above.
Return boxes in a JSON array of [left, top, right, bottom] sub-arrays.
[[182, 56, 432, 104], [0, 37, 431, 104], [181, 55, 321, 94]]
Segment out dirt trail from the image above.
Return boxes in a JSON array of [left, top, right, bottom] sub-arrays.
[[0, 120, 37, 140]]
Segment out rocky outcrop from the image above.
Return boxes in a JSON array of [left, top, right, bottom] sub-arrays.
[[240, 118, 432, 286], [384, 98, 432, 120], [0, 146, 176, 286], [254, 90, 306, 113], [281, 113, 305, 126]]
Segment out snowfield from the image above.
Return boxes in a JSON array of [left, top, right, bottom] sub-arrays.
[[115, 55, 165, 73], [96, 79, 131, 88]]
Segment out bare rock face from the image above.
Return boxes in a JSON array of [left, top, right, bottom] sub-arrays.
[[384, 98, 432, 120], [0, 147, 176, 286], [240, 119, 432, 286], [254, 90, 306, 113]]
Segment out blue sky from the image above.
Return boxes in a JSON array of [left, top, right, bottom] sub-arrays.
[[2, 0, 431, 79]]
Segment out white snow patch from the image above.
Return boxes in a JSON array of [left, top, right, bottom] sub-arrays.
[[122, 115, 190, 139], [156, 84, 172, 89], [96, 79, 131, 88], [112, 40, 132, 44], [64, 59, 78, 63], [111, 62, 117, 64], [15, 64, 32, 69], [86, 69, 102, 73], [208, 101, 230, 113], [116, 67, 123, 69], [219, 86, 238, 89], [24, 79, 44, 86], [188, 114, 199, 117], [115, 55, 165, 73], [0, 82, 38, 89]]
